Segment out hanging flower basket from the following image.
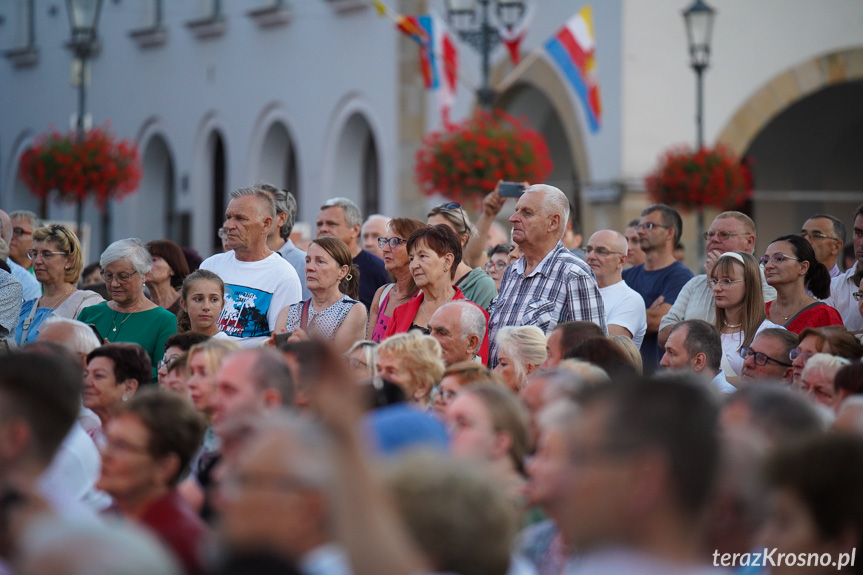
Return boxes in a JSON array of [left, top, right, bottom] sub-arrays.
[[19, 126, 142, 209], [644, 145, 752, 212], [415, 109, 553, 202]]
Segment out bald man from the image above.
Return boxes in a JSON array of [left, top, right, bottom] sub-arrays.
[[584, 230, 647, 349]]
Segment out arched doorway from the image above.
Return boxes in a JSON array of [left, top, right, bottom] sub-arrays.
[[332, 113, 379, 217], [256, 122, 299, 203], [500, 84, 579, 200], [136, 135, 177, 241], [717, 48, 863, 254], [208, 132, 227, 255]]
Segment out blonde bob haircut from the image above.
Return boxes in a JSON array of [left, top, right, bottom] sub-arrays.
[[377, 331, 444, 403], [32, 224, 84, 284]]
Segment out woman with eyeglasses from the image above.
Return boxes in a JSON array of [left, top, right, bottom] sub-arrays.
[[367, 217, 427, 342], [14, 224, 104, 345], [762, 235, 843, 334], [386, 225, 490, 364], [431, 362, 502, 416], [427, 202, 498, 310], [97, 390, 208, 574], [790, 326, 863, 388], [709, 252, 783, 381], [484, 243, 511, 292], [79, 239, 179, 380]]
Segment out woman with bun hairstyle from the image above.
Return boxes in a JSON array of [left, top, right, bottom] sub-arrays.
[[761, 235, 843, 334]]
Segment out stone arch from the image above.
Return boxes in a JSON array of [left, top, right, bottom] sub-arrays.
[[322, 95, 382, 219], [190, 112, 229, 254], [717, 46, 863, 156], [246, 103, 301, 204]]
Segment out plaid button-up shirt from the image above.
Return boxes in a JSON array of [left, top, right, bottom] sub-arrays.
[[488, 241, 607, 367]]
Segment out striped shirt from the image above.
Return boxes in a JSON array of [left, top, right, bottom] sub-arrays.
[[488, 241, 607, 367]]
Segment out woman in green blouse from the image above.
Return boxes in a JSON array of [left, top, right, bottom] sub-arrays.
[[78, 239, 177, 381]]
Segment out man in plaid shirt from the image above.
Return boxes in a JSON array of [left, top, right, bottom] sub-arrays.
[[488, 184, 606, 367]]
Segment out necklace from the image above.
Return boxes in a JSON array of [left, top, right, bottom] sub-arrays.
[[109, 302, 142, 338], [723, 321, 742, 329], [774, 300, 809, 322], [40, 286, 74, 308]]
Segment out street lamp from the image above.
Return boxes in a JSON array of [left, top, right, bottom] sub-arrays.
[[66, 0, 105, 231], [444, 0, 526, 109], [683, 0, 715, 261]]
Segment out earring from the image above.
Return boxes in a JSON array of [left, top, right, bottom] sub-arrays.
[[345, 273, 353, 281]]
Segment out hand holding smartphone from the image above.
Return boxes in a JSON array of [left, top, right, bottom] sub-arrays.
[[498, 181, 526, 198]]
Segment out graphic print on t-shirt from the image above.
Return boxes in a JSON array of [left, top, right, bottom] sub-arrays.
[[218, 284, 273, 338]]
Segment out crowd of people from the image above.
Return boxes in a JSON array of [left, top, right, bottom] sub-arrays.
[[0, 185, 862, 575]]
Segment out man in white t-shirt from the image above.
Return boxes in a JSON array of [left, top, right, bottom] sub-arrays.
[[201, 187, 302, 347], [584, 230, 647, 349]]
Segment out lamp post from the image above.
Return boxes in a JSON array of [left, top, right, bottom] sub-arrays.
[[444, 0, 526, 110], [66, 0, 105, 234], [683, 0, 715, 262]]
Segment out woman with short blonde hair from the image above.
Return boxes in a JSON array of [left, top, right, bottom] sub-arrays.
[[376, 331, 444, 406], [493, 325, 547, 392]]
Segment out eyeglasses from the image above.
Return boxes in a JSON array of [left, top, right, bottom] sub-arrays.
[[26, 249, 68, 261], [12, 227, 32, 238], [436, 202, 471, 235], [378, 237, 408, 250], [758, 254, 801, 266], [800, 230, 840, 242], [583, 246, 623, 257], [789, 348, 815, 362], [703, 231, 749, 241], [707, 278, 744, 289], [739, 346, 792, 367], [103, 436, 150, 456], [102, 271, 139, 284], [484, 260, 508, 271], [158, 356, 178, 371], [853, 291, 863, 302], [347, 357, 368, 370], [635, 222, 671, 232]]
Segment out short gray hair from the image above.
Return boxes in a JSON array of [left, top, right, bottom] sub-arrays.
[[230, 187, 277, 219], [801, 353, 851, 383], [321, 197, 363, 228], [258, 182, 297, 240], [39, 317, 101, 355], [438, 300, 486, 341], [238, 348, 295, 405], [524, 184, 570, 232], [19, 517, 182, 575], [250, 409, 334, 490], [100, 238, 152, 276], [10, 210, 41, 228]]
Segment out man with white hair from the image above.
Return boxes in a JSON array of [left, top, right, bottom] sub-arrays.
[[487, 184, 606, 366], [428, 300, 487, 366], [316, 197, 388, 310], [201, 187, 302, 347], [361, 214, 390, 260], [584, 230, 647, 349], [37, 316, 101, 367]]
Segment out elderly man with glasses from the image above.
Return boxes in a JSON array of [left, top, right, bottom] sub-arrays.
[[739, 328, 798, 384]]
